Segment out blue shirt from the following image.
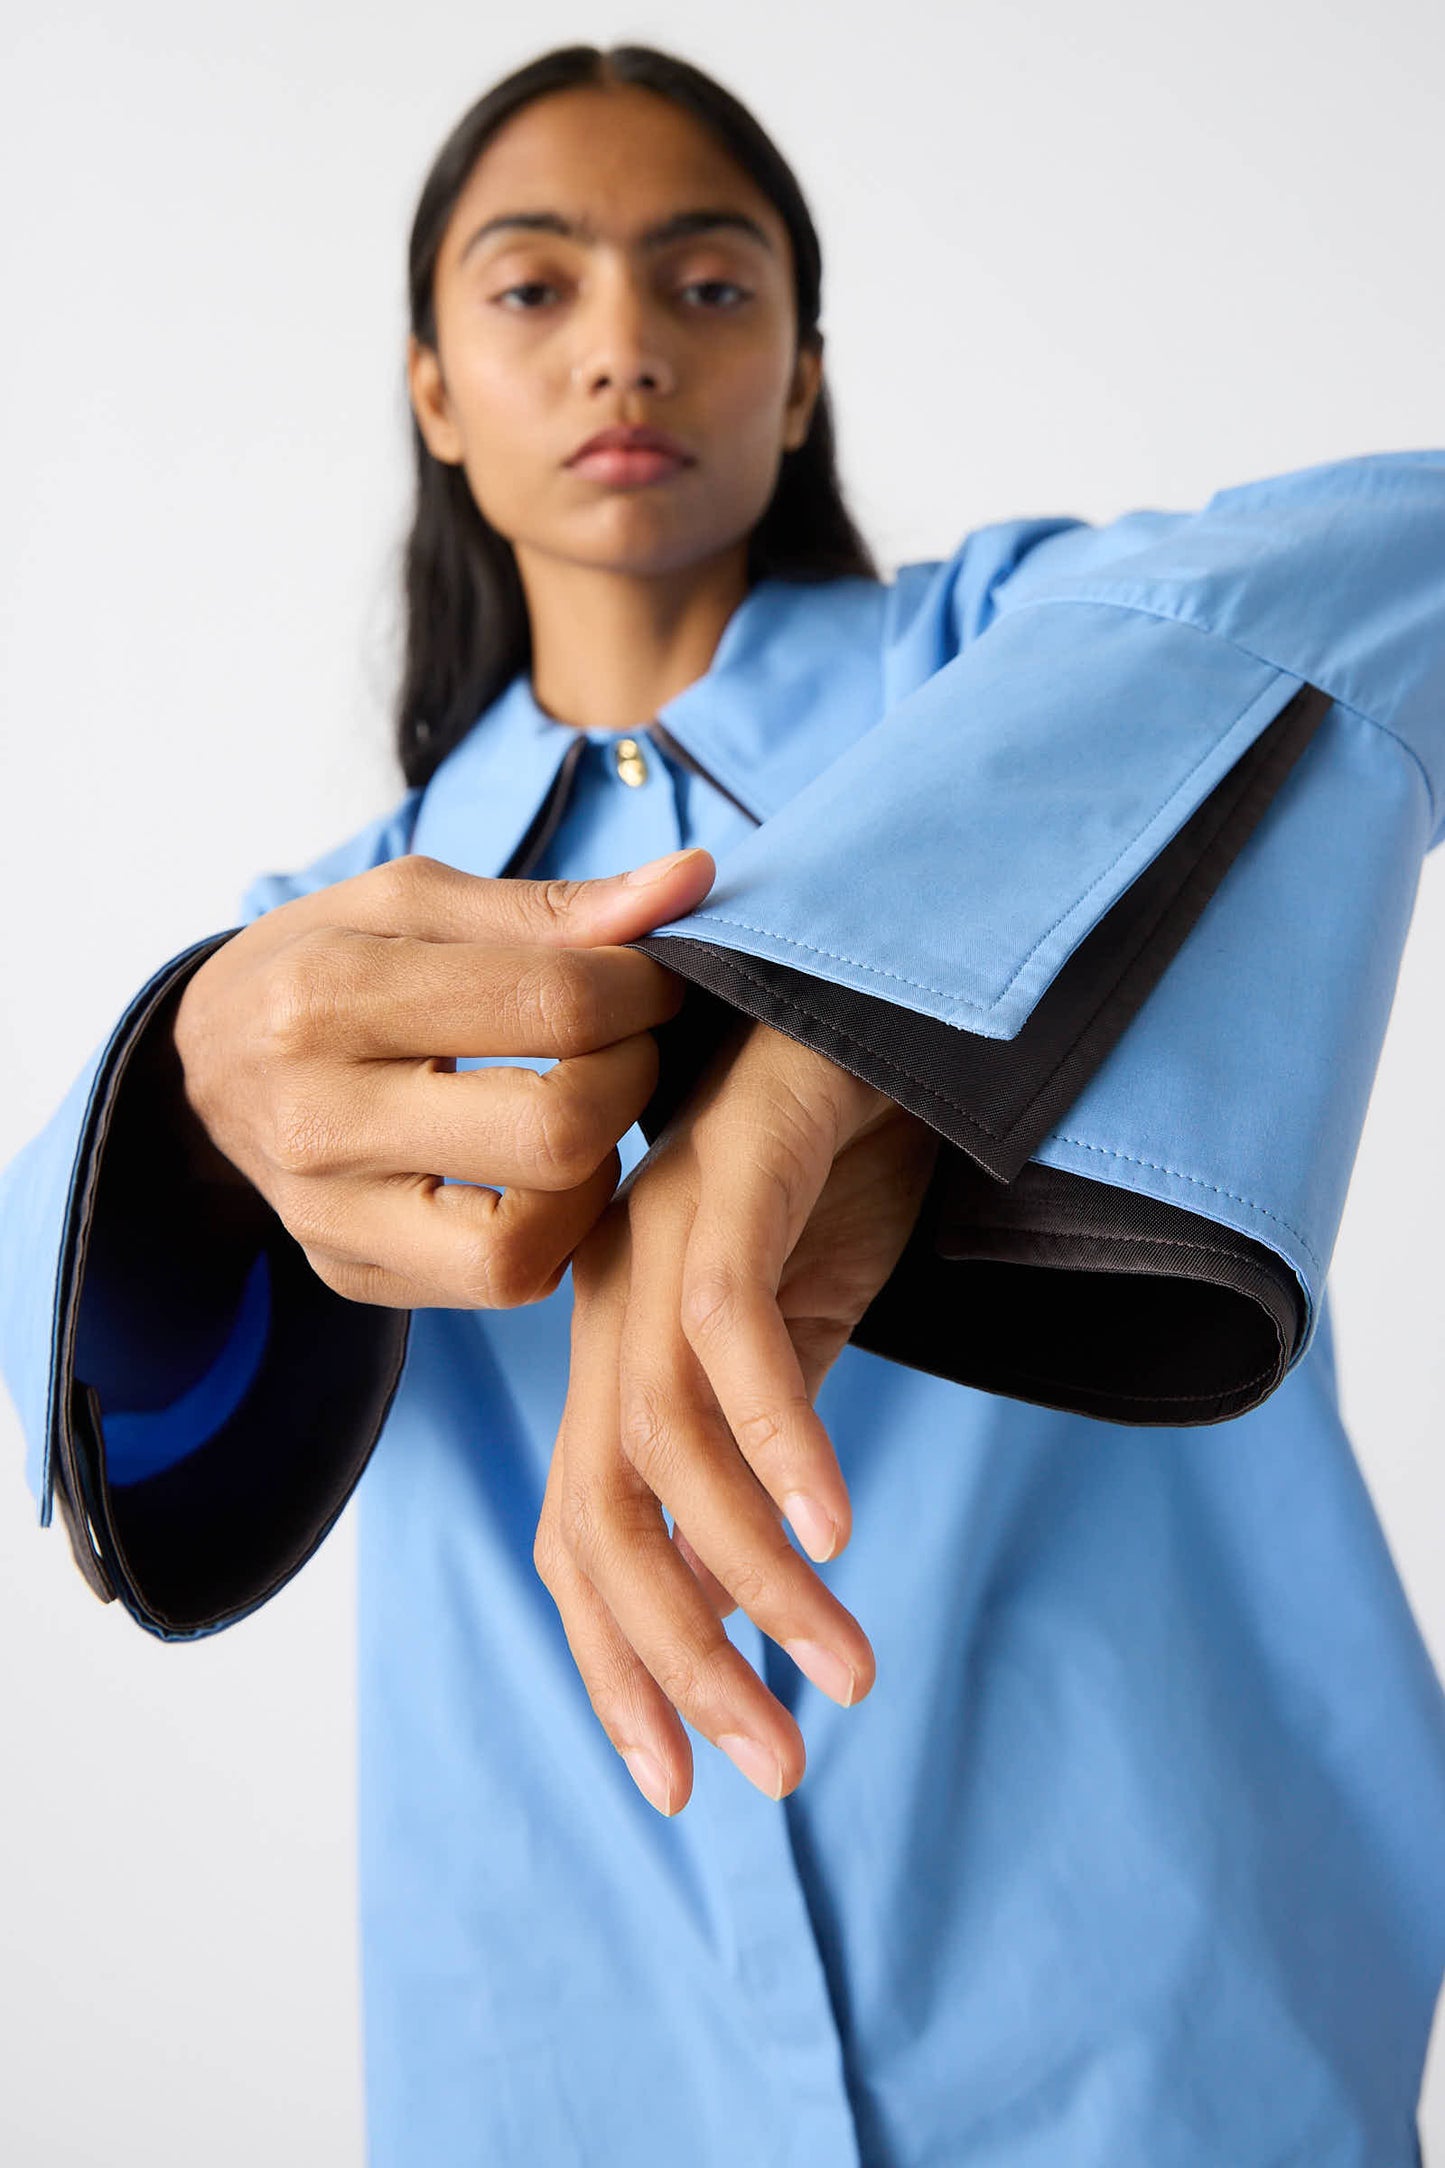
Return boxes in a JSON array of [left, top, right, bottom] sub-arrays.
[[4, 449, 1445, 2164]]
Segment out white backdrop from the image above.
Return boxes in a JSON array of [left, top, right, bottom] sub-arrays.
[[2, 2, 1442, 2159]]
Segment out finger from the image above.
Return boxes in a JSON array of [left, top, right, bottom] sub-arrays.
[[610, 1166, 872, 1708], [274, 847, 717, 951], [288, 1150, 625, 1310], [555, 1213, 808, 1804], [534, 1420, 693, 1817], [616, 1304, 874, 1712], [680, 1146, 855, 1565], [683, 1239, 854, 1565], [534, 1208, 698, 1810], [572, 1429, 806, 1804], [265, 928, 691, 1062], [278, 1034, 661, 1193]]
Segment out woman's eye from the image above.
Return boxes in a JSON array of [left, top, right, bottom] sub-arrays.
[[679, 279, 750, 309], [494, 281, 560, 310]]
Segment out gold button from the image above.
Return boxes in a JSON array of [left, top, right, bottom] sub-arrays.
[[613, 736, 649, 787]]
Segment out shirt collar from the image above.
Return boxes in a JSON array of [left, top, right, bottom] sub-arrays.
[[408, 670, 584, 880], [408, 570, 888, 878]]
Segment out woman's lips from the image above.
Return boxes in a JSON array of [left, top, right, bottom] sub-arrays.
[[566, 445, 692, 487]]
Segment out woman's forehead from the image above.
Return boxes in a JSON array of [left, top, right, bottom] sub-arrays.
[[444, 86, 783, 259]]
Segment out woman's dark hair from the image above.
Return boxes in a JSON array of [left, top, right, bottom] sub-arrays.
[[394, 42, 880, 789]]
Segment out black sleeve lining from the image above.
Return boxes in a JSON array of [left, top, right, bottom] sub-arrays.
[[628, 681, 1331, 1425], [72, 1235, 410, 1637], [848, 1151, 1304, 1426], [50, 934, 410, 1636]]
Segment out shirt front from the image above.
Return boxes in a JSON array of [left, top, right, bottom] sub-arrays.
[[351, 682, 1445, 2168]]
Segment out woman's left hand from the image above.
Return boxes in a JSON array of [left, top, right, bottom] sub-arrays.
[[531, 1013, 942, 1816]]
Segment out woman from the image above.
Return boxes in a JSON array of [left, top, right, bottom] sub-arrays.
[[4, 39, 1444, 2168]]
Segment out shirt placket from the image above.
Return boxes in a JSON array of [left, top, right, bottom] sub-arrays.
[[520, 716, 866, 2160]]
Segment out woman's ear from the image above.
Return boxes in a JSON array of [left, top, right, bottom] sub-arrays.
[[405, 333, 465, 465], [782, 336, 825, 453]]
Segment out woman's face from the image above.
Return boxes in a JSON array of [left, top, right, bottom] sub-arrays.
[[406, 83, 823, 582]]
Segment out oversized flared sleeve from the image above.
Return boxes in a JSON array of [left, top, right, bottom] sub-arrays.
[[0, 799, 423, 1638], [629, 450, 1445, 1424]]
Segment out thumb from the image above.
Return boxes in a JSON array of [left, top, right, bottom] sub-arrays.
[[525, 845, 717, 945]]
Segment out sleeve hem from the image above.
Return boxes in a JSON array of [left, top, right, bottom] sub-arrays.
[[45, 930, 244, 1566], [850, 1153, 1305, 1426], [70, 1236, 411, 1639], [45, 931, 411, 1635]]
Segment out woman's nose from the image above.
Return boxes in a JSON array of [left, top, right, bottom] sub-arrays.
[[571, 346, 676, 394], [569, 286, 677, 396]]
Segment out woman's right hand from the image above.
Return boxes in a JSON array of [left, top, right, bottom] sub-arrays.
[[169, 846, 716, 1310]]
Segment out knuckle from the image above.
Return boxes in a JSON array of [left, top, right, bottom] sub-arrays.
[[760, 1131, 814, 1209], [652, 1636, 726, 1717], [680, 1266, 742, 1346], [370, 853, 437, 906], [525, 1087, 597, 1188], [532, 876, 581, 931], [254, 976, 315, 1062], [729, 1400, 796, 1461], [266, 1092, 340, 1178], [581, 1678, 633, 1742], [534, 954, 599, 1057], [496, 1234, 559, 1309], [452, 1223, 551, 1312], [617, 1383, 679, 1485], [557, 1480, 604, 1570], [725, 1552, 774, 1618], [650, 1643, 703, 1713], [531, 1518, 562, 1586], [255, 941, 335, 1060], [452, 1228, 503, 1309], [570, 1638, 648, 1741]]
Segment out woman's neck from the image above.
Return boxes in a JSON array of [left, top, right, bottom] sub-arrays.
[[516, 543, 751, 733]]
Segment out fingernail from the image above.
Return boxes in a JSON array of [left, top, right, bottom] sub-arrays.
[[622, 847, 702, 886], [785, 1638, 858, 1708], [718, 1732, 784, 1800], [621, 1745, 674, 1815], [784, 1489, 838, 1563]]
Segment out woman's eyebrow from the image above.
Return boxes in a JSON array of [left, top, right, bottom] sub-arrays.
[[458, 207, 775, 264]]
